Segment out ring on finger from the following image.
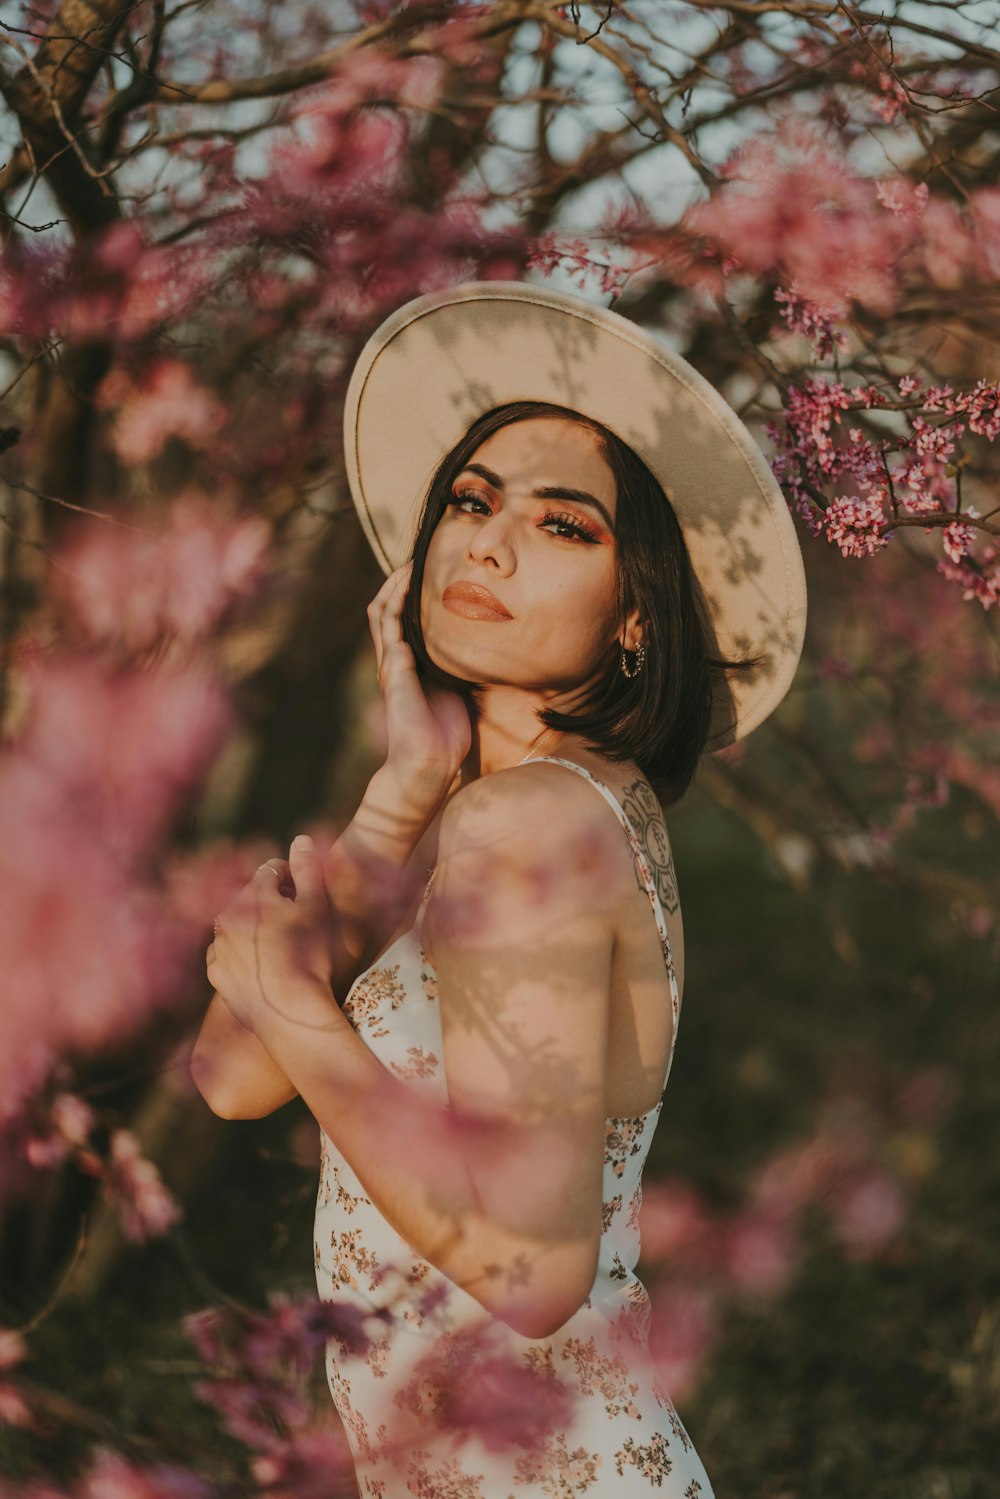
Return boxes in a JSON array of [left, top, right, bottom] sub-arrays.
[[256, 862, 280, 881]]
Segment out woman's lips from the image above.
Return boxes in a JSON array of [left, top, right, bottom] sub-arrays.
[[441, 582, 513, 621]]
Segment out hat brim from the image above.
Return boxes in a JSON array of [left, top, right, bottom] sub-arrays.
[[343, 280, 807, 752]]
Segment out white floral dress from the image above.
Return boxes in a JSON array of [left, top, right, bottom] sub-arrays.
[[314, 756, 715, 1498]]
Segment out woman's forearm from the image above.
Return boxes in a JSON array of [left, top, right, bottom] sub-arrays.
[[320, 764, 442, 986], [190, 766, 441, 1119], [190, 993, 299, 1118], [249, 978, 598, 1340]]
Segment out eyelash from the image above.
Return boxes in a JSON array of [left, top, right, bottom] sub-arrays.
[[447, 489, 601, 544]]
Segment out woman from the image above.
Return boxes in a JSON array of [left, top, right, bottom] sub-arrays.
[[192, 283, 807, 1497]]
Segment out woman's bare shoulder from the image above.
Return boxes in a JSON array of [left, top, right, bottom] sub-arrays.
[[436, 757, 639, 905]]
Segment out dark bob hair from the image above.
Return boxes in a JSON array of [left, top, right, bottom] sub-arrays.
[[399, 400, 763, 807]]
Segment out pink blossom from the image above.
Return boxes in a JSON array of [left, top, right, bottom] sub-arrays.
[[50, 1091, 96, 1146], [23, 1134, 70, 1169], [186, 1293, 373, 1452], [964, 379, 1000, 440], [647, 1281, 718, 1402], [249, 1428, 355, 1499], [684, 121, 911, 316], [936, 544, 1000, 609], [971, 187, 1000, 281], [823, 494, 890, 558], [870, 72, 909, 123], [720, 1208, 796, 1296], [892, 1067, 958, 1128], [54, 493, 271, 653], [773, 287, 846, 359], [790, 379, 852, 464], [942, 517, 977, 564], [0, 651, 230, 1120], [920, 197, 973, 289], [0, 1328, 27, 1370], [875, 178, 928, 219], [104, 360, 227, 464], [749, 1133, 856, 1214], [637, 1178, 712, 1262], [827, 1168, 908, 1258], [428, 1332, 576, 1452], [102, 1129, 182, 1242], [80, 1447, 215, 1499], [0, 1382, 33, 1428]]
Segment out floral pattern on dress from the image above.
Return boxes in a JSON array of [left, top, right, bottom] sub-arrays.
[[418, 953, 439, 1003], [317, 1154, 369, 1214], [601, 1194, 623, 1231], [608, 1251, 630, 1282], [605, 1116, 648, 1179], [614, 1432, 673, 1485], [343, 963, 407, 1038], [330, 1227, 382, 1293], [405, 1451, 488, 1499], [561, 1337, 641, 1420], [514, 1432, 604, 1495], [390, 1045, 439, 1081], [364, 1337, 392, 1380], [651, 1379, 693, 1455], [609, 1279, 653, 1350], [627, 1185, 643, 1231]]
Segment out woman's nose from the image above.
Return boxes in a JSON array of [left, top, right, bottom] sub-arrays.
[[467, 510, 515, 572]]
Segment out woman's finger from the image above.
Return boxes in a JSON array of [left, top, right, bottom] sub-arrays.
[[367, 566, 403, 675], [368, 563, 412, 680]]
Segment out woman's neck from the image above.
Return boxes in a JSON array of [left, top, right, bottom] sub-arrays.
[[461, 696, 568, 781]]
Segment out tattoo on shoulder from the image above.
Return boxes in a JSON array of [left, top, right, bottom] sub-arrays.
[[621, 779, 679, 916]]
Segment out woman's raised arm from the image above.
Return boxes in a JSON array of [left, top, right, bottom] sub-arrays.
[[191, 558, 472, 1121], [190, 765, 444, 1119]]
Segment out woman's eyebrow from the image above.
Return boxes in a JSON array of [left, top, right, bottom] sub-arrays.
[[458, 462, 616, 534]]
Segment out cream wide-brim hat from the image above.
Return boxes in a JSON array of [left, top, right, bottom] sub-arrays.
[[343, 280, 807, 752]]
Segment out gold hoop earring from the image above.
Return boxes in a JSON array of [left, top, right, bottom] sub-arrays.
[[620, 641, 646, 678]]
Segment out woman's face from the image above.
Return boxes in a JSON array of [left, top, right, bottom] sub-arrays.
[[420, 416, 625, 696]]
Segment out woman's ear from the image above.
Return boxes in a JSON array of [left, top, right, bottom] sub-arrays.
[[620, 606, 645, 654]]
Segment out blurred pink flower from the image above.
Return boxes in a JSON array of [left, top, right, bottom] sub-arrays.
[[0, 1382, 34, 1428], [749, 1132, 855, 1215], [685, 122, 910, 317], [80, 1448, 215, 1499], [0, 651, 230, 1120], [637, 1178, 712, 1263], [827, 1167, 908, 1258], [647, 1281, 718, 1403], [892, 1067, 958, 1127], [50, 1091, 96, 1146], [102, 1129, 182, 1242], [250, 1427, 355, 1499], [0, 1328, 26, 1370], [54, 493, 270, 652], [426, 1331, 576, 1453], [719, 1207, 796, 1296], [104, 361, 227, 465]]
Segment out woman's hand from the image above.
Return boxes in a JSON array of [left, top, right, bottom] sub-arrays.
[[369, 560, 472, 812], [206, 837, 335, 1034]]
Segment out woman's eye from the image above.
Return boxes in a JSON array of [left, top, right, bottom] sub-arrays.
[[448, 489, 490, 513], [541, 511, 600, 544]]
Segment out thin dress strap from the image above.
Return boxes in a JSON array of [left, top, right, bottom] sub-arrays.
[[517, 755, 681, 1056]]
